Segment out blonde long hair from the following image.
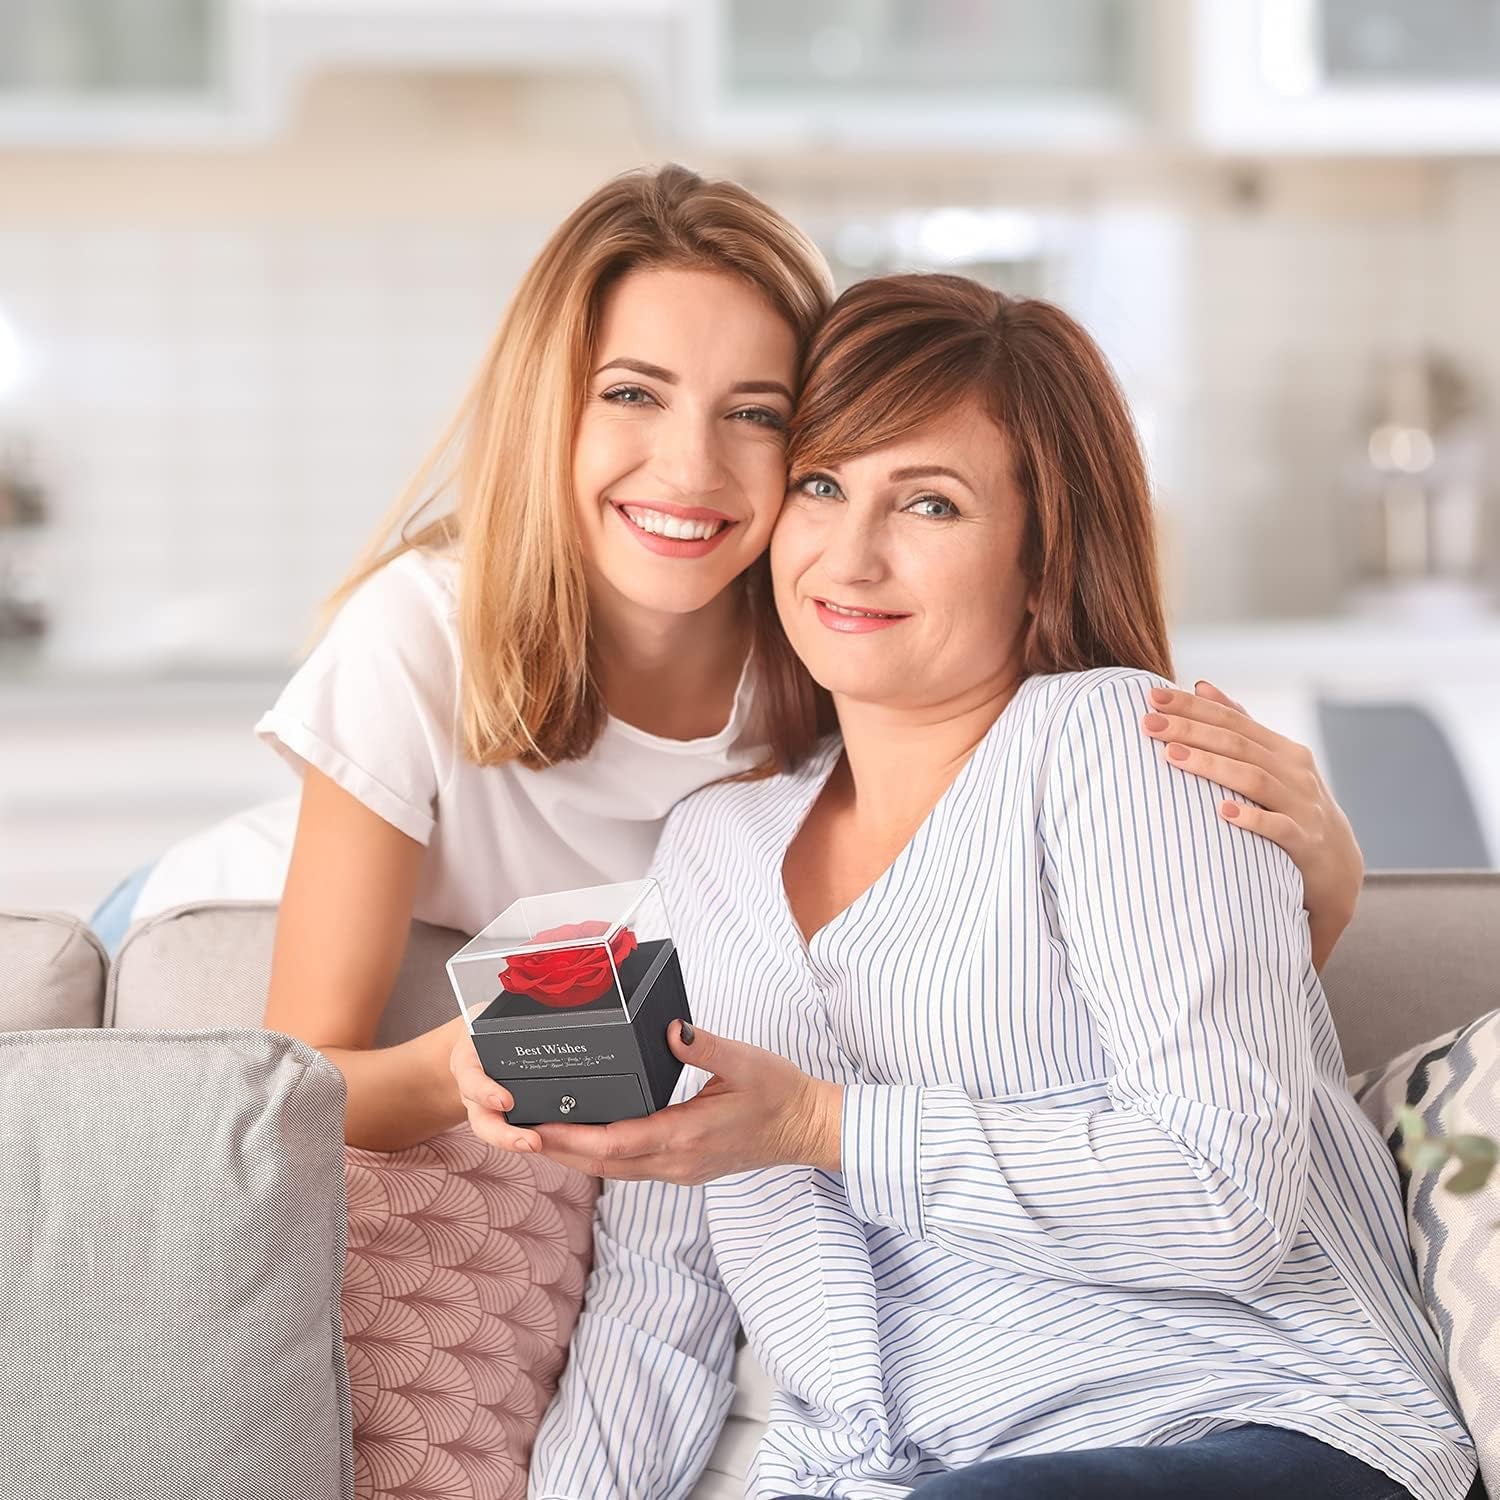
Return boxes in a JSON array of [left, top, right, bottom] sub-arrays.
[[317, 164, 834, 770]]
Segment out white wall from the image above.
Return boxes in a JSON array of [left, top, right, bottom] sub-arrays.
[[0, 71, 1497, 671]]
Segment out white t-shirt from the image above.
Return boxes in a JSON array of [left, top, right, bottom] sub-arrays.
[[132, 547, 767, 938]]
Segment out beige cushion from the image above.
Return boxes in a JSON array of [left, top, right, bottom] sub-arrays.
[[1322, 872, 1500, 1075], [0, 1026, 352, 1500], [1353, 1011, 1500, 1497], [108, 901, 462, 1043], [0, 908, 108, 1031]]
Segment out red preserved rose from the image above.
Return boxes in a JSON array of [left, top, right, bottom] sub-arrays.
[[499, 921, 639, 1009]]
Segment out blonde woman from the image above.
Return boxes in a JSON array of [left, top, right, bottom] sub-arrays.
[[98, 166, 1362, 1154]]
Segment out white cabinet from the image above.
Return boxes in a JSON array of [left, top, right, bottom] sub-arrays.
[[15, 1, 1500, 157], [1195, 0, 1500, 153], [0, 0, 253, 145], [683, 0, 1161, 149], [0, 0, 678, 146], [249, 0, 676, 139], [0, 0, 231, 94], [0, 0, 1165, 151]]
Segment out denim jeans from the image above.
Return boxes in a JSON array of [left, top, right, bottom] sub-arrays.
[[88, 862, 155, 959], [772, 1423, 1457, 1499]]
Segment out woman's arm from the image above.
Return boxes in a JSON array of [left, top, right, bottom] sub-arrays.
[[264, 766, 472, 1152], [838, 672, 1313, 1295], [1139, 680, 1363, 971]]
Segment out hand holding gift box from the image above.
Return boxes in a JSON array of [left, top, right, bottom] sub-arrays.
[[526, 1019, 845, 1185], [448, 877, 845, 1171], [447, 880, 690, 1126]]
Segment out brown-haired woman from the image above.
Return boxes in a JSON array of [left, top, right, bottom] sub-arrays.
[[474, 275, 1476, 1500]]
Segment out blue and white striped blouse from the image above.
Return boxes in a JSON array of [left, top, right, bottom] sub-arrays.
[[529, 667, 1476, 1500]]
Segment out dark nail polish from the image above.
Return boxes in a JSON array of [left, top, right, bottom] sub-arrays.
[[680, 1022, 695, 1045]]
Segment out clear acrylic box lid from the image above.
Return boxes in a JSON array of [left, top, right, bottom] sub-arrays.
[[447, 878, 673, 1032]]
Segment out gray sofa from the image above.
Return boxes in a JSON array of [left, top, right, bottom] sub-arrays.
[[1, 873, 1496, 1500]]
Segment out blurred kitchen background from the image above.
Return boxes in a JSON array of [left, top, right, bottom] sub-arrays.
[[2, 0, 1499, 917]]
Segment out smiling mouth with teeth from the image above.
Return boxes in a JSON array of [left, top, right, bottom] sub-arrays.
[[819, 600, 906, 619], [617, 505, 730, 542]]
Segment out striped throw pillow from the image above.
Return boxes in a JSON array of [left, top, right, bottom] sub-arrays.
[[1352, 1010, 1499, 1498]]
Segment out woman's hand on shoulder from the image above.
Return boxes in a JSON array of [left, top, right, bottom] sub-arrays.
[[1139, 679, 1363, 971]]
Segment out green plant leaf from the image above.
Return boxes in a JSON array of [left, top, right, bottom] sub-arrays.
[[1408, 1141, 1453, 1172], [1444, 1158, 1496, 1195], [1448, 1134, 1498, 1167]]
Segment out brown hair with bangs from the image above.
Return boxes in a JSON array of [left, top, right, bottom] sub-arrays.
[[787, 272, 1173, 684]]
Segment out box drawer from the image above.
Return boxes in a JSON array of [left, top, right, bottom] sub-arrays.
[[505, 1070, 649, 1126]]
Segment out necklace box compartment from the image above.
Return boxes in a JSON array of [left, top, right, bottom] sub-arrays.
[[446, 878, 690, 1126]]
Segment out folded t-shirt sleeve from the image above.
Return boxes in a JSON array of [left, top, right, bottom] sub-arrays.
[[254, 553, 461, 846]]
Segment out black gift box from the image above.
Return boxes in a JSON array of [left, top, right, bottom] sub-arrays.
[[447, 879, 691, 1126]]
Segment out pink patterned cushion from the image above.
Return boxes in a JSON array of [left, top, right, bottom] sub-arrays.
[[342, 1125, 599, 1499]]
